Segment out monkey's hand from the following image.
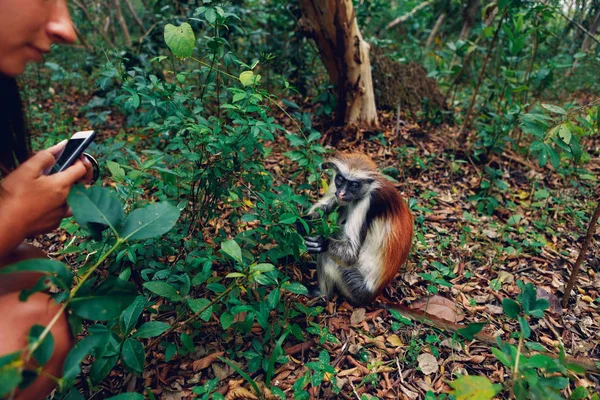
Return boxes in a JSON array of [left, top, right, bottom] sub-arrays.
[[305, 236, 328, 254]]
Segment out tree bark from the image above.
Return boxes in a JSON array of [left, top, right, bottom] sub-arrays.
[[426, 13, 446, 48], [459, 0, 481, 41], [298, 0, 378, 128]]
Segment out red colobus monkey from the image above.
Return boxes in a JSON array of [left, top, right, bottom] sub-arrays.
[[304, 153, 413, 305]]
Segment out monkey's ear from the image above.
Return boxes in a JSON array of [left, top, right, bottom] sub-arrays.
[[321, 161, 335, 171]]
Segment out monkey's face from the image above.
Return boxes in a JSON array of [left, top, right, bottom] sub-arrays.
[[334, 174, 373, 204]]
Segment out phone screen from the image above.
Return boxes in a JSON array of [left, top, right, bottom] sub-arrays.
[[51, 138, 86, 174]]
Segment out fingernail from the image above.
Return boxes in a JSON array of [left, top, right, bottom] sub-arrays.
[[83, 156, 91, 165]]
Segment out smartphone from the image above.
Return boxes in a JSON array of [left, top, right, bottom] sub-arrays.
[[48, 130, 96, 174]]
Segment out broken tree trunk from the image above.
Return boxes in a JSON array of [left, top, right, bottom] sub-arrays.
[[298, 0, 379, 128]]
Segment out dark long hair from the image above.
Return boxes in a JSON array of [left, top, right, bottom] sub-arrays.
[[0, 74, 30, 174]]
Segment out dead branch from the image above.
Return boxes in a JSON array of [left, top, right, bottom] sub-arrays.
[[562, 201, 600, 307], [385, 0, 434, 30], [557, 9, 600, 46], [113, 0, 132, 47], [123, 0, 146, 33]]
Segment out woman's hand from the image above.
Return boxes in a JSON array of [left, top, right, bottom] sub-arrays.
[[0, 142, 88, 239]]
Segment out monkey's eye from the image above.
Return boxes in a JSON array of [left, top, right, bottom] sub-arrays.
[[349, 181, 360, 191], [335, 175, 345, 186]]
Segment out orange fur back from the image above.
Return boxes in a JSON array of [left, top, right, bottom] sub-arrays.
[[371, 177, 413, 294]]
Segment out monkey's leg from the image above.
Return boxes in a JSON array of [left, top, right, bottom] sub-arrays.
[[316, 255, 340, 299], [338, 268, 376, 305]]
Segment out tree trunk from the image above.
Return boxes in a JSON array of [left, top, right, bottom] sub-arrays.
[[580, 6, 600, 52], [298, 0, 378, 128], [426, 13, 446, 48], [459, 0, 481, 41]]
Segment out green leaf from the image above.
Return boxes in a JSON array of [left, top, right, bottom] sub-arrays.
[[250, 263, 275, 273], [143, 281, 183, 302], [571, 386, 589, 400], [186, 298, 213, 321], [498, 0, 511, 10], [105, 394, 145, 400], [132, 322, 170, 339], [121, 338, 145, 374], [220, 240, 243, 264], [164, 23, 195, 59], [239, 71, 258, 87], [279, 213, 297, 224], [28, 325, 54, 366], [565, 362, 586, 375], [232, 92, 246, 103], [449, 375, 502, 400], [119, 202, 180, 241], [119, 296, 146, 335], [548, 146, 560, 169], [542, 103, 567, 115], [0, 351, 22, 397], [458, 322, 486, 341], [70, 278, 137, 321], [63, 333, 107, 382], [502, 298, 521, 318], [205, 8, 216, 24], [518, 315, 531, 338], [68, 185, 124, 236], [507, 214, 522, 226], [557, 124, 572, 144], [538, 146, 549, 167], [491, 346, 512, 367], [220, 312, 234, 329], [0, 258, 72, 290], [283, 282, 309, 295]]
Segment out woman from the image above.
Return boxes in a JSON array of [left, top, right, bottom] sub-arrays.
[[0, 1, 94, 398]]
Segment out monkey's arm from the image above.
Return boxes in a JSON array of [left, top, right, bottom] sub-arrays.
[[305, 230, 362, 266], [326, 236, 361, 266], [307, 181, 337, 217]]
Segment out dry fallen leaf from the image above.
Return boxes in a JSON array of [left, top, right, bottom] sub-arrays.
[[417, 353, 439, 375], [192, 351, 224, 372], [225, 387, 259, 400], [387, 334, 404, 347], [351, 308, 367, 325], [536, 287, 563, 314], [411, 295, 464, 322]]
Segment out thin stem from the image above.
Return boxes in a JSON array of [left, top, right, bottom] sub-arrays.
[[512, 335, 524, 392], [26, 239, 123, 360]]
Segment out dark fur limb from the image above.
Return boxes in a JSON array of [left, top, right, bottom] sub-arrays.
[[340, 268, 375, 304], [327, 237, 360, 265]]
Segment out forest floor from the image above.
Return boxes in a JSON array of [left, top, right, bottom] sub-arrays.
[[33, 90, 600, 399]]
